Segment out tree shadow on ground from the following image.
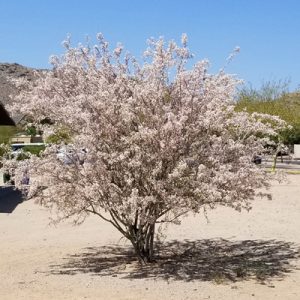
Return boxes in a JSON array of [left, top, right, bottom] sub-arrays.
[[49, 239, 300, 283], [0, 187, 23, 213]]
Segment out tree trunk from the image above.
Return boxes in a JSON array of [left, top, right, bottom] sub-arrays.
[[130, 223, 155, 264]]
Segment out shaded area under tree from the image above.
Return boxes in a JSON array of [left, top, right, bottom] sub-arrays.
[[0, 187, 23, 213], [49, 238, 300, 283]]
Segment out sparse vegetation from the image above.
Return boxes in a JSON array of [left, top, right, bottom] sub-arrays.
[[22, 145, 45, 156], [0, 126, 17, 144], [236, 81, 300, 145]]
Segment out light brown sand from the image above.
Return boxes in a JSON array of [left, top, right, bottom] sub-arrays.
[[1, 175, 300, 300]]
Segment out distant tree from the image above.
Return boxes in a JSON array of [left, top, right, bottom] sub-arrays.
[[275, 92, 300, 145], [236, 82, 300, 145], [238, 80, 290, 102], [2, 35, 286, 263]]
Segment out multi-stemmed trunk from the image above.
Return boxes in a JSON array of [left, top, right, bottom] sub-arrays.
[[129, 223, 156, 264], [106, 209, 157, 264]]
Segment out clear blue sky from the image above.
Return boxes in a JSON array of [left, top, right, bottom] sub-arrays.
[[1, 0, 300, 90]]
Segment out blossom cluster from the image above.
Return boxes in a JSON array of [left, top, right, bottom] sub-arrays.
[[2, 35, 286, 230]]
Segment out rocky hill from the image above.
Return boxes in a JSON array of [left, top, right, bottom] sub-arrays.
[[0, 63, 38, 125]]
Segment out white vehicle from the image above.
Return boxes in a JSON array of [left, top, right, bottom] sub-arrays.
[[56, 147, 87, 165]]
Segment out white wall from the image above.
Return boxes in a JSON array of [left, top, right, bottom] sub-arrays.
[[0, 170, 4, 186], [294, 144, 300, 159]]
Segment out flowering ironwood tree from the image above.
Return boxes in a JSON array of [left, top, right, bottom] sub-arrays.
[[3, 34, 286, 263]]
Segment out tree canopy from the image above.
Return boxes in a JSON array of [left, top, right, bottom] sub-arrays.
[[1, 35, 286, 263]]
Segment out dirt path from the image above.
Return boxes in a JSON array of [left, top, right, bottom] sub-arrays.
[[1, 175, 300, 299]]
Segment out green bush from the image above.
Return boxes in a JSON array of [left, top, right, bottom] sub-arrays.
[[22, 145, 45, 156], [236, 82, 300, 145]]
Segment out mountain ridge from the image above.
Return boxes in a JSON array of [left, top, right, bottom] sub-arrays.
[[0, 63, 39, 125]]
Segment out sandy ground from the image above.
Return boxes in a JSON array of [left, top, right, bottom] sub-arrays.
[[1, 175, 300, 300]]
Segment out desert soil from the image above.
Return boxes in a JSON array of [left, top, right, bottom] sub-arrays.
[[1, 175, 300, 300]]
